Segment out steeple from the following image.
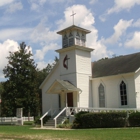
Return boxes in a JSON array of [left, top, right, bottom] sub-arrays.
[[57, 25, 91, 48]]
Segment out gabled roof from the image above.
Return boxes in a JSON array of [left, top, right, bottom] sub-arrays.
[[47, 79, 82, 94], [92, 52, 140, 78]]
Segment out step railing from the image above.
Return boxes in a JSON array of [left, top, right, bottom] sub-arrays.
[[40, 109, 51, 128], [40, 108, 62, 127], [54, 107, 67, 128]]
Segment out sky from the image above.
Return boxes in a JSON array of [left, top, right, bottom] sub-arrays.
[[0, 0, 140, 81]]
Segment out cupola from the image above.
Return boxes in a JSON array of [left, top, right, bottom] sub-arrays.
[[57, 25, 91, 48]]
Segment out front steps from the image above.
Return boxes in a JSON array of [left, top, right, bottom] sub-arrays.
[[44, 115, 66, 127]]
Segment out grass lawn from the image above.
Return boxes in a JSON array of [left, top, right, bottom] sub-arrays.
[[0, 126, 140, 140]]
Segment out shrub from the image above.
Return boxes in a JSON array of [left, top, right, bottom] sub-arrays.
[[128, 112, 140, 127], [72, 111, 89, 128], [73, 111, 127, 129]]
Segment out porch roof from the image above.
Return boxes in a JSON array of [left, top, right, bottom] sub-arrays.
[[47, 79, 82, 94]]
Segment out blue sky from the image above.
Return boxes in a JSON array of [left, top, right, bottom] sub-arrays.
[[0, 0, 140, 81]]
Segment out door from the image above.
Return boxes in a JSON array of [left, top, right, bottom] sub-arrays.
[[67, 92, 73, 107]]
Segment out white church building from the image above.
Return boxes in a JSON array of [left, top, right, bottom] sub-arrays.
[[40, 25, 140, 127]]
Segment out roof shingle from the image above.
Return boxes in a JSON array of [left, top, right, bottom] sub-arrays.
[[92, 52, 140, 78]]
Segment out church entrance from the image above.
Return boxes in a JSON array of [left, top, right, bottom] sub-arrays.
[[67, 92, 73, 107]]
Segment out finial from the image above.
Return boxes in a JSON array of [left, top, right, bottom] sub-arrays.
[[70, 11, 76, 25]]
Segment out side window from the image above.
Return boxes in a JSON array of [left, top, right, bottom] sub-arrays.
[[81, 33, 85, 46], [120, 81, 127, 106], [63, 34, 68, 48], [98, 83, 105, 107], [68, 32, 74, 46], [76, 32, 80, 45]]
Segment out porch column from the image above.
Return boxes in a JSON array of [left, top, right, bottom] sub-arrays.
[[65, 92, 67, 107], [77, 92, 80, 107], [50, 94, 53, 116]]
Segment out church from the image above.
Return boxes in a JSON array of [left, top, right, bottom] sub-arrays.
[[39, 24, 140, 126]]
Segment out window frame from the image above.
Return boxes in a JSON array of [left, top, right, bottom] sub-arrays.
[[98, 83, 105, 108], [120, 81, 128, 106]]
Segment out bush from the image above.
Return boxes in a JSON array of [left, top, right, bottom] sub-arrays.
[[57, 118, 72, 129], [128, 112, 140, 127], [73, 111, 127, 129], [72, 111, 89, 128]]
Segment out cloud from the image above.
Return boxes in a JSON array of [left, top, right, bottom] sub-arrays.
[[107, 0, 140, 14], [0, 0, 14, 7], [0, 28, 32, 41], [5, 1, 23, 13], [100, 0, 140, 21], [37, 60, 54, 70], [89, 0, 98, 5], [28, 0, 47, 11], [34, 43, 59, 61], [0, 39, 19, 79], [102, 19, 133, 44], [30, 19, 59, 43], [133, 18, 140, 27], [125, 32, 140, 49]]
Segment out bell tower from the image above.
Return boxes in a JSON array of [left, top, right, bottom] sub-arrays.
[[56, 25, 93, 107], [57, 25, 90, 48]]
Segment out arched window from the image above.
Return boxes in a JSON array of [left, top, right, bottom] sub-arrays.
[[76, 32, 80, 45], [120, 81, 127, 106], [68, 32, 74, 46], [81, 33, 85, 46], [98, 83, 105, 107], [63, 34, 68, 48]]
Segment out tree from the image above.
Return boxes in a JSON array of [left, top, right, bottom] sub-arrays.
[[3, 42, 40, 117]]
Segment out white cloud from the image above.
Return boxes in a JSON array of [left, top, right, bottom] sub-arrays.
[[102, 19, 133, 44], [30, 19, 59, 43], [0, 28, 32, 41], [0, 0, 14, 7], [34, 43, 58, 61], [107, 0, 140, 14], [6, 1, 23, 13], [89, 0, 98, 5], [133, 19, 140, 27], [125, 32, 140, 49], [0, 39, 19, 79], [29, 0, 50, 11], [37, 60, 54, 70], [100, 0, 140, 22]]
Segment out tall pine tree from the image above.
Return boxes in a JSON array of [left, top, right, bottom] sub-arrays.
[[3, 42, 40, 117]]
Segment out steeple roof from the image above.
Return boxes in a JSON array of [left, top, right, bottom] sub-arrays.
[[57, 25, 91, 35]]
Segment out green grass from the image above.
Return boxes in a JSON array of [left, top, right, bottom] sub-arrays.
[[0, 126, 140, 140]]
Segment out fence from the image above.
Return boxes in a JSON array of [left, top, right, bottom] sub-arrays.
[[0, 116, 34, 125]]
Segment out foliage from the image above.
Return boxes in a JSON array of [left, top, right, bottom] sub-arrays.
[[72, 111, 89, 128], [57, 118, 72, 128], [73, 111, 127, 129], [2, 42, 40, 117], [57, 123, 73, 129], [128, 112, 140, 127], [0, 82, 4, 95]]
